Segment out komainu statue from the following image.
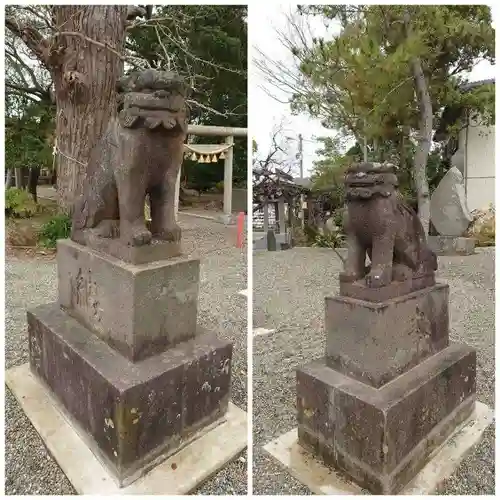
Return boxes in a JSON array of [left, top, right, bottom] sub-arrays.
[[339, 162, 437, 296], [71, 69, 189, 248]]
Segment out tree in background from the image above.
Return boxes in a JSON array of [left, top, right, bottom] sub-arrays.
[[257, 4, 495, 233], [6, 4, 247, 211], [127, 5, 247, 190], [5, 100, 54, 191], [310, 136, 447, 215], [6, 5, 130, 210], [252, 122, 301, 211]]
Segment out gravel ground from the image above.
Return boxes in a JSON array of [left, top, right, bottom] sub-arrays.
[[5, 214, 248, 495], [252, 246, 495, 495]]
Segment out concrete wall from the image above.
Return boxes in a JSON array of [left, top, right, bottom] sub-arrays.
[[451, 115, 495, 212]]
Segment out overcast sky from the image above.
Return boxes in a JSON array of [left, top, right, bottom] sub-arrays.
[[251, 4, 497, 178]]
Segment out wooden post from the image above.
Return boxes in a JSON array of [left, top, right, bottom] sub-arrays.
[[278, 197, 286, 234], [300, 194, 305, 227], [263, 200, 269, 233], [223, 135, 234, 217]]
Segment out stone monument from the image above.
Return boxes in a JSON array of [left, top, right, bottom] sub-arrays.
[[26, 70, 234, 487], [296, 162, 477, 494], [429, 166, 475, 255]]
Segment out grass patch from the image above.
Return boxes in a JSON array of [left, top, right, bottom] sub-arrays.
[[6, 198, 60, 247]]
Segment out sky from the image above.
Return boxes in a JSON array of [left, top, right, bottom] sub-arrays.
[[251, 4, 498, 178]]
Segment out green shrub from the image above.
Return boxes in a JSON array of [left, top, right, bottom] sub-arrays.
[[5, 187, 37, 218], [312, 230, 345, 249], [332, 208, 346, 233], [303, 224, 320, 245], [38, 213, 72, 248], [290, 225, 310, 247], [214, 180, 224, 193]]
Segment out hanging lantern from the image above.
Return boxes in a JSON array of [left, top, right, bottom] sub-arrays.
[[219, 151, 226, 160], [190, 152, 197, 161], [199, 155, 205, 163], [211, 154, 217, 163]]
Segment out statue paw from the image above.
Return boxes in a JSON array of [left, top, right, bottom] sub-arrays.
[[125, 226, 152, 246], [365, 267, 391, 288], [156, 224, 181, 242], [339, 270, 362, 283], [392, 263, 412, 282]]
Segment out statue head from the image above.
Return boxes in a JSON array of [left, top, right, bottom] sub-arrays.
[[116, 69, 190, 133], [344, 162, 399, 200]]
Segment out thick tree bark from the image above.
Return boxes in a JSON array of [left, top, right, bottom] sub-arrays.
[[51, 6, 128, 212], [6, 6, 129, 212], [405, 12, 432, 235]]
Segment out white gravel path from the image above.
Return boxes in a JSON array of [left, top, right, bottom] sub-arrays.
[[5, 215, 248, 495], [252, 246, 495, 495]]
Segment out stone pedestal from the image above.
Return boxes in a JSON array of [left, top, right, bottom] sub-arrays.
[[57, 240, 199, 362], [27, 239, 234, 487], [296, 285, 477, 494], [428, 235, 476, 256]]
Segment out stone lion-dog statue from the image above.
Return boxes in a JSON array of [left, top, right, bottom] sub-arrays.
[[339, 162, 437, 292], [71, 69, 189, 248]]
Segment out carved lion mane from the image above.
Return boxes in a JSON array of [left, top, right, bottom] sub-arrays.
[[115, 69, 190, 133]]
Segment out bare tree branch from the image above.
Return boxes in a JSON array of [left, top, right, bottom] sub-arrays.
[[5, 15, 51, 65]]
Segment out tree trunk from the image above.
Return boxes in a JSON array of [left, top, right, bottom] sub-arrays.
[[28, 167, 41, 204], [410, 56, 432, 235], [51, 6, 128, 212], [405, 11, 432, 235], [5, 168, 13, 189], [14, 168, 23, 188]]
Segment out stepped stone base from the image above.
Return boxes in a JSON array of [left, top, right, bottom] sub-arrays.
[[264, 401, 492, 495], [428, 235, 475, 256], [296, 343, 476, 494], [28, 303, 232, 486], [6, 363, 247, 494]]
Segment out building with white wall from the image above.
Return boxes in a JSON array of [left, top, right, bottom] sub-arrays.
[[434, 79, 495, 212]]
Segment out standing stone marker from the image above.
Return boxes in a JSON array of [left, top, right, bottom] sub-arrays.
[[27, 70, 234, 487], [429, 166, 475, 255], [296, 162, 477, 494]]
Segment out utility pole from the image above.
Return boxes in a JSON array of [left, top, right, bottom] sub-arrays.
[[298, 133, 305, 228], [298, 133, 304, 179]]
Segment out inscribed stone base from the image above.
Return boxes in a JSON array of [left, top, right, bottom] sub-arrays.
[[27, 303, 233, 487], [428, 235, 476, 256], [296, 343, 476, 494], [263, 401, 492, 495], [325, 284, 450, 387], [6, 363, 247, 494], [57, 239, 199, 361]]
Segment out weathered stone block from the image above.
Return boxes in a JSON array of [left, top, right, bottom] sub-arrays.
[[57, 239, 199, 361], [339, 274, 435, 302], [84, 231, 182, 264], [325, 284, 449, 387], [428, 235, 476, 256], [297, 343, 476, 494], [28, 303, 232, 486]]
